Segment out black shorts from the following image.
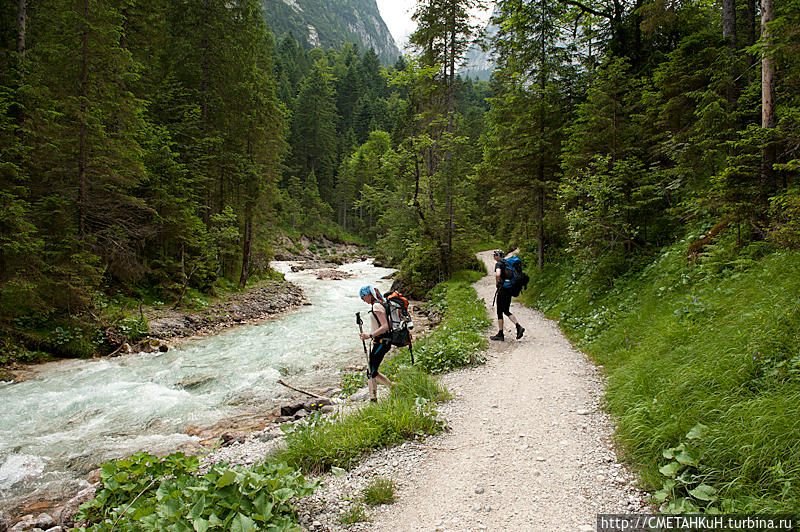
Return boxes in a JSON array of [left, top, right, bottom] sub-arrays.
[[496, 288, 513, 319], [369, 339, 391, 377]]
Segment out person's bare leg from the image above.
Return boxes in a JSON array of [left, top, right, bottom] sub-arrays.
[[368, 376, 377, 400], [375, 373, 394, 388], [497, 317, 504, 333], [508, 314, 519, 325]]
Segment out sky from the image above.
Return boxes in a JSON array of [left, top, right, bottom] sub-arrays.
[[375, 0, 493, 50]]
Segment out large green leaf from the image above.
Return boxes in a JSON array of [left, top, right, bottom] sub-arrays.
[[272, 487, 296, 503], [192, 517, 210, 532], [217, 470, 237, 488], [659, 461, 680, 477], [674, 450, 699, 466], [689, 484, 718, 501], [230, 513, 258, 532], [190, 495, 207, 519], [686, 423, 709, 440]]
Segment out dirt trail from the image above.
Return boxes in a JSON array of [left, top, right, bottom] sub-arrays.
[[363, 251, 649, 531]]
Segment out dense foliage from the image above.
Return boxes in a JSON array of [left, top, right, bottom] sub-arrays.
[[75, 453, 316, 531]]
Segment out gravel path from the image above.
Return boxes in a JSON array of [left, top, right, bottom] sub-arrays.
[[297, 251, 650, 531]]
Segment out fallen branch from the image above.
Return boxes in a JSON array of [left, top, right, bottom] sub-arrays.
[[277, 379, 323, 398]]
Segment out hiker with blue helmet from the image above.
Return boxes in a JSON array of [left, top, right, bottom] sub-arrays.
[[358, 285, 395, 401], [491, 250, 525, 341]]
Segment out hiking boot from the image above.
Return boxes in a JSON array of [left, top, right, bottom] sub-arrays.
[[369, 397, 378, 403], [490, 331, 504, 341], [516, 323, 525, 339]]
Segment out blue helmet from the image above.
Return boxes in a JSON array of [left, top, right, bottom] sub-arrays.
[[359, 285, 383, 301]]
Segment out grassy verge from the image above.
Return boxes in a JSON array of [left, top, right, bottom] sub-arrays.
[[523, 233, 800, 513], [277, 367, 449, 474]]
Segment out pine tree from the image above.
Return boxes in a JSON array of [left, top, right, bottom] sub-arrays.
[[290, 58, 339, 204]]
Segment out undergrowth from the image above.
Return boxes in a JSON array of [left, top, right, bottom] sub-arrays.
[[524, 230, 800, 513]]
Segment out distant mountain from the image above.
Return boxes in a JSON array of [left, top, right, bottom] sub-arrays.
[[262, 0, 400, 65], [460, 6, 498, 81]]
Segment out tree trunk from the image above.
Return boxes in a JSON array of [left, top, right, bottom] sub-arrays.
[[17, 0, 26, 58], [537, 185, 545, 271], [722, 0, 738, 106], [746, 0, 757, 82], [239, 207, 252, 289], [78, 0, 90, 243], [761, 0, 775, 186], [722, 0, 737, 53]]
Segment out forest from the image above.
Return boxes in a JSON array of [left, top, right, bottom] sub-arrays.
[[1, 0, 798, 368]]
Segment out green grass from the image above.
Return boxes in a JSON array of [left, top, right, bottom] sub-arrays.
[[525, 234, 800, 513], [277, 368, 448, 474], [361, 477, 397, 506], [338, 504, 369, 524]]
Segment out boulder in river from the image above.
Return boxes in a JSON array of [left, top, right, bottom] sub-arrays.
[[33, 515, 55, 530], [279, 402, 306, 417], [56, 486, 96, 529], [8, 515, 34, 532]]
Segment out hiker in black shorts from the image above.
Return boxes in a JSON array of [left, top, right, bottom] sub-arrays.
[[358, 285, 395, 401], [490, 250, 525, 341]]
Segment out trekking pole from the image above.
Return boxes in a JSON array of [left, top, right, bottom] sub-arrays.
[[355, 312, 370, 376], [408, 334, 415, 366]]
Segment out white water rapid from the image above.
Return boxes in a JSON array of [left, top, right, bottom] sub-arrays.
[[0, 260, 395, 513]]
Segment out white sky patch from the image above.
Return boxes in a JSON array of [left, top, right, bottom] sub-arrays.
[[376, 0, 493, 50]]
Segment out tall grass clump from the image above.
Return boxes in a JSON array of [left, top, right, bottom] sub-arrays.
[[277, 369, 448, 474], [526, 232, 800, 513]]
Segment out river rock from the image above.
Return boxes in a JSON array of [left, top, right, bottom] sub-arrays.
[[9, 515, 34, 532], [0, 511, 9, 532], [220, 433, 245, 446], [57, 486, 97, 528], [348, 388, 370, 402], [315, 269, 352, 280], [293, 409, 309, 419], [45, 527, 63, 532], [304, 397, 332, 411], [280, 402, 306, 417], [33, 515, 54, 530]]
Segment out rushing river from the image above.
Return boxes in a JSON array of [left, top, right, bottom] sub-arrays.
[[0, 260, 394, 513]]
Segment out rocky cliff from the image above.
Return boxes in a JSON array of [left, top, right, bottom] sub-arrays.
[[262, 0, 400, 65]]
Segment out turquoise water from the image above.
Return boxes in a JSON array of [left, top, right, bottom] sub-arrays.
[[0, 260, 394, 512]]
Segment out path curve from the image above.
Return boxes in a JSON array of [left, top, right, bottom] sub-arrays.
[[299, 251, 649, 531]]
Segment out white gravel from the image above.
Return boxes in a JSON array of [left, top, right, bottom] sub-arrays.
[[295, 251, 651, 531]]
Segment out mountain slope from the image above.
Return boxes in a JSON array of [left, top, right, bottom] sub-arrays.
[[460, 6, 498, 81], [262, 0, 400, 65]]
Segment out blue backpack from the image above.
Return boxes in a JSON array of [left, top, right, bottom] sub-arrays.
[[501, 256, 529, 296]]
